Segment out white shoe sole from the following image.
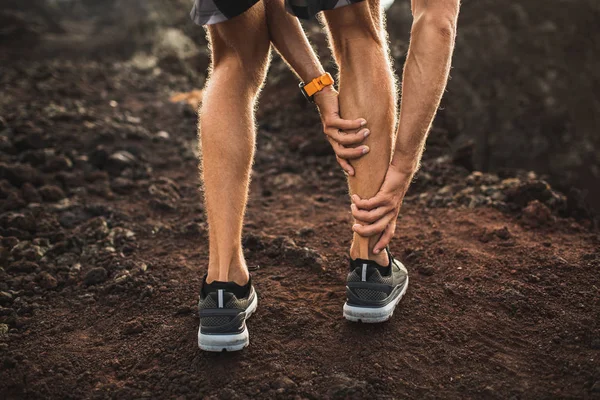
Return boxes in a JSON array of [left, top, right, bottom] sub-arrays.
[[198, 293, 258, 352], [343, 277, 409, 323]]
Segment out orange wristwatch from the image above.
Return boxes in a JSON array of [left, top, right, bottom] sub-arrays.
[[299, 72, 334, 102]]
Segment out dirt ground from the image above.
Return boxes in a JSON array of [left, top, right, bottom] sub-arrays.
[[0, 49, 599, 399]]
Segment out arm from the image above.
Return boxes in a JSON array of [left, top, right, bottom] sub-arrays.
[[351, 1, 460, 250], [264, 0, 370, 175]]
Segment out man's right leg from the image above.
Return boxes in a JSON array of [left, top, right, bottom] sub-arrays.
[[199, 4, 271, 286], [323, 2, 410, 323], [323, 1, 397, 266]]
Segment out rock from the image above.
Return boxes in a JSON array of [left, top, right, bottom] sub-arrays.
[[272, 376, 297, 390], [156, 131, 170, 140], [39, 185, 66, 202], [182, 222, 205, 236], [271, 173, 304, 190], [174, 305, 193, 315], [37, 271, 58, 289], [242, 233, 266, 251], [0, 162, 40, 186], [44, 155, 73, 172], [7, 260, 38, 273], [0, 291, 13, 306], [58, 208, 91, 228], [83, 267, 108, 285], [111, 177, 136, 194], [522, 200, 553, 226], [148, 179, 181, 211], [123, 319, 144, 335], [107, 151, 136, 175], [0, 212, 36, 232], [418, 265, 435, 276], [10, 241, 46, 261], [297, 227, 315, 237], [1, 236, 19, 249], [506, 180, 553, 207], [21, 183, 41, 203], [76, 217, 110, 241], [493, 226, 512, 240], [153, 28, 200, 62], [0, 324, 8, 335]]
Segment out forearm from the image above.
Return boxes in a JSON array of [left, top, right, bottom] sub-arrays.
[[264, 0, 324, 82], [391, 8, 458, 176]]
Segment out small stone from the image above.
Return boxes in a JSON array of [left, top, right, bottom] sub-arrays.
[[107, 151, 136, 174], [175, 305, 192, 315], [111, 177, 136, 195], [21, 183, 41, 203], [58, 208, 90, 228], [418, 265, 435, 276], [0, 291, 13, 306], [83, 267, 108, 285], [522, 200, 552, 226], [297, 227, 315, 237], [7, 260, 38, 273], [0, 324, 9, 335], [39, 185, 66, 202], [37, 271, 58, 289], [493, 226, 512, 240], [123, 319, 144, 335], [156, 131, 170, 140], [272, 376, 297, 390]]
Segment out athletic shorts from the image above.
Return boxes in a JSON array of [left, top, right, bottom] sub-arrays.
[[190, 0, 365, 26]]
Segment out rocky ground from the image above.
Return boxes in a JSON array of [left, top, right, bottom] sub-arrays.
[[1, 4, 600, 399]]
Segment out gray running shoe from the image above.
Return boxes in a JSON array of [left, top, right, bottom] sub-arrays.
[[197, 275, 258, 352], [343, 249, 409, 323]]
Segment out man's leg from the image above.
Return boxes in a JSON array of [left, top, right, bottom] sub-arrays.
[[198, 4, 271, 285], [323, 1, 397, 266]]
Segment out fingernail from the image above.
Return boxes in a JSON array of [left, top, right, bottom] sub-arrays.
[[374, 249, 380, 254], [362, 146, 370, 154], [351, 204, 356, 211], [352, 224, 360, 231], [363, 130, 370, 138], [360, 119, 367, 127]]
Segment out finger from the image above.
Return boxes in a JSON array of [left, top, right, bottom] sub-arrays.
[[337, 157, 354, 176], [373, 222, 396, 254], [351, 203, 389, 223], [351, 193, 387, 211], [325, 116, 366, 132], [333, 142, 369, 160], [352, 213, 394, 237], [325, 128, 370, 146]]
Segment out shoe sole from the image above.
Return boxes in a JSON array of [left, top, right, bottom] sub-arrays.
[[197, 293, 258, 352], [343, 276, 409, 323]]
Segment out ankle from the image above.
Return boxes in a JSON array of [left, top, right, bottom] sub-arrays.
[[207, 260, 250, 286], [349, 243, 389, 267]]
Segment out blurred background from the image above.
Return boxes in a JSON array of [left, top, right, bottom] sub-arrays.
[[1, 0, 599, 213]]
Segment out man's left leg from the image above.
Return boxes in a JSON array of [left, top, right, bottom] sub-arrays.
[[196, 3, 270, 351]]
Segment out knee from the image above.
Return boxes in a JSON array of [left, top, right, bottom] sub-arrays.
[[412, 0, 460, 40], [325, 4, 383, 50]]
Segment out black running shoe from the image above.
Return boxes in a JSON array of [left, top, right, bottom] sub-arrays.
[[343, 248, 409, 323], [197, 275, 258, 352]]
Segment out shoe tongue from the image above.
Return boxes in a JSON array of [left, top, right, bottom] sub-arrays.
[[201, 276, 251, 298]]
